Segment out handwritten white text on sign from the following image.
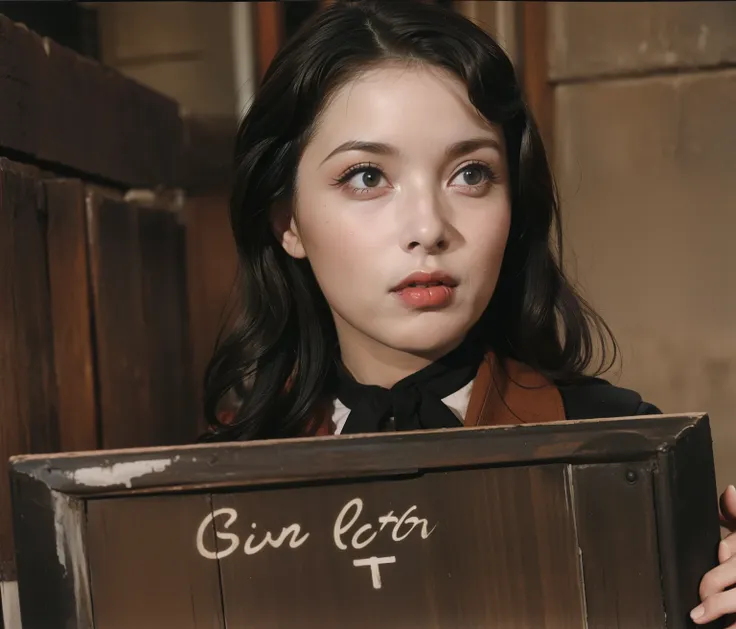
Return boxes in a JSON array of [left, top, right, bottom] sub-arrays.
[[195, 497, 437, 589]]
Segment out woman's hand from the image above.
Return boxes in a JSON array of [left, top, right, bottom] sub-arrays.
[[691, 485, 736, 626]]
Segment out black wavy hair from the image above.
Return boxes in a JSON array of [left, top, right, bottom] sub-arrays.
[[203, 0, 616, 441]]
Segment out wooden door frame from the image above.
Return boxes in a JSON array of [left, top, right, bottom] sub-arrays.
[[252, 1, 284, 81], [520, 1, 553, 155]]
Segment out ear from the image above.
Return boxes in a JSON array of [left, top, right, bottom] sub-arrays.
[[270, 200, 307, 259]]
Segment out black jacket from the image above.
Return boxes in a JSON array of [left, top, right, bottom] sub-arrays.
[[558, 377, 661, 420]]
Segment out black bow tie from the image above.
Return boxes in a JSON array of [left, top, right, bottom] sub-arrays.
[[335, 343, 484, 434]]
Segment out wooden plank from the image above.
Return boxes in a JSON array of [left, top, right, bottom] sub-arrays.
[[653, 416, 722, 628], [85, 494, 224, 629], [253, 1, 283, 81], [10, 471, 93, 629], [45, 179, 98, 452], [85, 188, 149, 449], [86, 188, 198, 448], [0, 161, 23, 582], [184, 193, 239, 434], [9, 414, 706, 497], [0, 159, 59, 581], [572, 461, 665, 628], [520, 2, 554, 152], [0, 14, 183, 188], [213, 465, 584, 628], [138, 206, 197, 445], [0, 3, 100, 61]]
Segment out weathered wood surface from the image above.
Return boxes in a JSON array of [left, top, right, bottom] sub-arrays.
[[0, 14, 234, 190], [9, 414, 706, 496], [0, 160, 60, 581], [573, 461, 665, 629], [45, 179, 98, 453], [183, 192, 239, 434], [8, 415, 722, 629], [213, 465, 585, 628], [654, 415, 724, 627], [10, 473, 93, 629], [0, 161, 198, 582], [86, 494, 224, 629], [0, 14, 181, 188], [86, 188, 196, 449]]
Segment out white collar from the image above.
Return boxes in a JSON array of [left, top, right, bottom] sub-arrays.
[[330, 380, 474, 435]]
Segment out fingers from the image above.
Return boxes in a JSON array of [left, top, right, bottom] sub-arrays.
[[720, 485, 736, 525], [691, 589, 736, 625], [689, 487, 736, 625], [722, 534, 736, 562], [695, 535, 736, 624], [700, 543, 735, 600]]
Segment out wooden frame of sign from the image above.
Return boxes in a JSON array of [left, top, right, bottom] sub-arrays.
[[9, 414, 722, 629]]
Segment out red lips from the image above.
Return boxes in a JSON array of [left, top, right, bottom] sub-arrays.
[[391, 271, 458, 309], [391, 271, 458, 292]]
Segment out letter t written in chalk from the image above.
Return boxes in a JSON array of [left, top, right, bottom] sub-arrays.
[[353, 556, 397, 589]]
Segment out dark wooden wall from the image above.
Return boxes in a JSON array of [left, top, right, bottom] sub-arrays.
[[0, 12, 227, 582], [0, 158, 197, 581]]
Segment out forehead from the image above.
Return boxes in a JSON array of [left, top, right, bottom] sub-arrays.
[[307, 63, 499, 152]]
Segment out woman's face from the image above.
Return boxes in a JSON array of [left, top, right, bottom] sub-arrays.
[[279, 63, 511, 365]]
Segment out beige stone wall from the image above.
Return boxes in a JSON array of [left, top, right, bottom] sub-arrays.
[[552, 2, 736, 484], [96, 2, 246, 117]]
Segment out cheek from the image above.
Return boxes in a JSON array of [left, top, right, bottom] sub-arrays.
[[296, 209, 384, 309], [467, 205, 511, 268], [300, 213, 376, 268], [461, 205, 511, 306]]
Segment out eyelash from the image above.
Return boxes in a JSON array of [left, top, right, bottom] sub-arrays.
[[331, 161, 498, 192], [332, 162, 380, 188], [453, 161, 499, 187]]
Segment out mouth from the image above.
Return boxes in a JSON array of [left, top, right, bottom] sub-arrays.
[[391, 271, 459, 292], [390, 271, 458, 309]]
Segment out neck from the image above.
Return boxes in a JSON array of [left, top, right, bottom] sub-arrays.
[[337, 333, 465, 388]]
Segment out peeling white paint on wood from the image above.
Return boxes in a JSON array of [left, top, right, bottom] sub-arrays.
[[51, 492, 93, 624], [565, 465, 589, 628], [0, 580, 22, 629], [64, 458, 173, 488]]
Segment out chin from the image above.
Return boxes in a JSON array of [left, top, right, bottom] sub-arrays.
[[386, 322, 471, 357]]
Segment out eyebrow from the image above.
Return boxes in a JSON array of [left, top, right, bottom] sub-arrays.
[[320, 136, 502, 166], [321, 141, 395, 165], [445, 137, 502, 161]]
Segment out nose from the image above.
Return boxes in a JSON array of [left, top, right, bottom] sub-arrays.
[[399, 190, 450, 254]]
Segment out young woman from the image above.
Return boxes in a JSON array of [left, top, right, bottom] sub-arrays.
[[203, 0, 736, 623]]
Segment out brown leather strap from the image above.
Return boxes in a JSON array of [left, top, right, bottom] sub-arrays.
[[310, 397, 334, 436], [466, 354, 566, 427]]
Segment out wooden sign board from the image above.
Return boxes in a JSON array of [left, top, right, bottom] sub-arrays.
[[9, 414, 722, 629]]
